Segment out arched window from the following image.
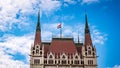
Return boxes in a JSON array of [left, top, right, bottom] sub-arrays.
[[55, 60, 57, 64], [71, 60, 73, 64], [33, 47, 35, 50], [75, 56, 78, 59], [68, 60, 70, 64], [58, 60, 60, 64], [88, 47, 91, 49], [40, 51, 42, 54], [36, 49, 39, 54], [49, 55, 53, 58], [44, 60, 47, 64], [85, 52, 87, 55], [81, 61, 84, 64], [32, 51, 35, 55], [62, 55, 66, 59], [93, 52, 95, 56], [40, 47, 42, 50], [88, 50, 91, 55], [37, 46, 39, 48], [88, 60, 93, 65]]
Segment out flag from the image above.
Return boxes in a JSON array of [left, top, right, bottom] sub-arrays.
[[57, 23, 61, 29]]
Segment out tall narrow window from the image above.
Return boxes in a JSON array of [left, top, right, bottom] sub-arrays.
[[71, 60, 73, 64], [88, 60, 93, 65], [81, 61, 84, 64], [34, 59, 40, 64], [74, 60, 79, 64], [88, 50, 91, 55], [32, 51, 35, 55], [68, 60, 70, 64], [36, 49, 39, 54], [44, 60, 47, 64]]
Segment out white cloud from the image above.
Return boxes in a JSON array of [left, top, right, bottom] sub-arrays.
[[107, 65, 120, 68], [41, 0, 61, 13], [114, 65, 120, 68], [0, 0, 62, 31], [0, 0, 100, 32], [63, 0, 77, 6], [91, 26, 107, 45], [81, 0, 99, 4], [0, 0, 36, 31], [0, 34, 34, 68], [41, 23, 107, 45]]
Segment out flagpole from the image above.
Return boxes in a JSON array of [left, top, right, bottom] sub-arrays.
[[60, 23, 62, 38]]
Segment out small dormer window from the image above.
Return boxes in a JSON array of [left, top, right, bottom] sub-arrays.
[[49, 55, 52, 58], [37, 46, 39, 48], [88, 50, 91, 55], [62, 55, 65, 59], [75, 56, 78, 59]]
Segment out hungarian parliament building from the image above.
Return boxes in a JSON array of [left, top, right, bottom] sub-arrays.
[[30, 11, 98, 68]]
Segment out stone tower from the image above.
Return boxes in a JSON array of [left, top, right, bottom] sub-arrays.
[[30, 11, 44, 68]]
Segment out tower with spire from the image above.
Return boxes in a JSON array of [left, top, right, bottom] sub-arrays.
[[82, 12, 97, 68], [34, 10, 41, 46], [30, 11, 44, 68], [30, 11, 97, 68]]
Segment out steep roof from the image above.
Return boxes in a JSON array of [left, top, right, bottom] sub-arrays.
[[49, 38, 77, 54], [84, 13, 92, 47], [34, 11, 41, 46]]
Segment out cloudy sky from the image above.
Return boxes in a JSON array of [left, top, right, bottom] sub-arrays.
[[0, 0, 120, 68]]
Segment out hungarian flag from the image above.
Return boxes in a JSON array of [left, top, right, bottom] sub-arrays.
[[57, 23, 61, 29]]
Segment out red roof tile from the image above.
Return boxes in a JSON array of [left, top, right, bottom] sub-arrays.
[[76, 46, 82, 54], [49, 38, 77, 54], [44, 45, 49, 58], [85, 33, 92, 46]]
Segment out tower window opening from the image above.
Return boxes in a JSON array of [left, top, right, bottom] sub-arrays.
[[34, 59, 40, 64]]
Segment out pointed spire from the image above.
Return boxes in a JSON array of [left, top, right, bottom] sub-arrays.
[[84, 11, 92, 46], [85, 12, 89, 33], [36, 10, 41, 32], [34, 10, 41, 46]]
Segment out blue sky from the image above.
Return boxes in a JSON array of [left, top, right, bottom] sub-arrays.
[[0, 0, 120, 68]]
